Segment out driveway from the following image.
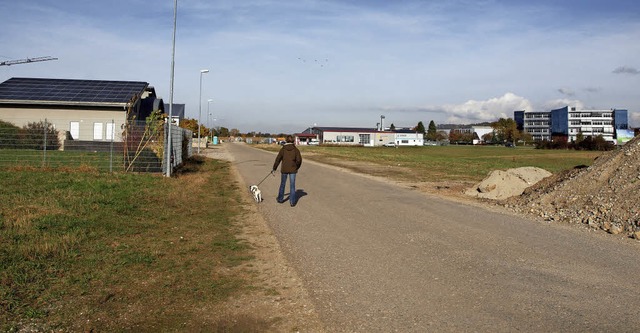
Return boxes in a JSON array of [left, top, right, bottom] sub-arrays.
[[225, 142, 640, 332]]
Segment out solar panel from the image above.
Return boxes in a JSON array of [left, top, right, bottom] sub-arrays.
[[0, 77, 148, 105]]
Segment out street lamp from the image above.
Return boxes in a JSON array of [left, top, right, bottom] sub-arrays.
[[207, 99, 213, 142], [198, 69, 209, 154]]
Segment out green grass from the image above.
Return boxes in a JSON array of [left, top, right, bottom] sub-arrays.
[[0, 157, 254, 331], [0, 149, 125, 171], [263, 144, 602, 182]]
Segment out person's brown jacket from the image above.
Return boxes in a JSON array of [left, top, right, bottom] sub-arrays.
[[273, 143, 302, 173]]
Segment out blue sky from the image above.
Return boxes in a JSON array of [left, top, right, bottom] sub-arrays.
[[1, 0, 639, 133]]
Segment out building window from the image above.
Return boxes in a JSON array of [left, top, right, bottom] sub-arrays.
[[93, 123, 103, 140], [70, 121, 80, 139], [359, 134, 370, 144], [106, 122, 115, 141], [336, 135, 354, 142]]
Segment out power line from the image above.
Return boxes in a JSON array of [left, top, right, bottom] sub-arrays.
[[0, 56, 58, 67]]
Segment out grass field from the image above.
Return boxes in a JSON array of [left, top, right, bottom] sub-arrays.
[[1, 144, 605, 330], [272, 144, 603, 182], [0, 157, 259, 331], [0, 150, 123, 171]]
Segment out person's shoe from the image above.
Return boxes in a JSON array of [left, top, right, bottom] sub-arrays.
[[290, 202, 295, 207], [277, 198, 284, 204]]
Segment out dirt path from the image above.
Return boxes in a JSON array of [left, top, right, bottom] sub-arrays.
[[207, 143, 640, 332]]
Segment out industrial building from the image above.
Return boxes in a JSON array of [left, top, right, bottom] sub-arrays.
[[514, 106, 628, 144], [297, 127, 423, 147]]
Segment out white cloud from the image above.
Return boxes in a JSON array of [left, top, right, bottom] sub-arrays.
[[441, 93, 533, 124], [542, 99, 585, 111]]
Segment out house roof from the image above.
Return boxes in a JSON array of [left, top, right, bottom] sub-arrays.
[[314, 126, 397, 134], [163, 103, 185, 119], [315, 126, 379, 133], [0, 77, 149, 107]]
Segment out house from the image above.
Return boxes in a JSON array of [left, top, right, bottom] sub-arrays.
[[0, 77, 163, 144], [163, 103, 185, 126]]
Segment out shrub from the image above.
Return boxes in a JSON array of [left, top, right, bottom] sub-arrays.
[[20, 121, 60, 150], [0, 120, 20, 149]]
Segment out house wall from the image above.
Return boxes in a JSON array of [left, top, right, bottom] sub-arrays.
[[0, 107, 126, 141]]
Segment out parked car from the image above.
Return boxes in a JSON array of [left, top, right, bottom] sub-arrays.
[[308, 140, 320, 146], [383, 142, 396, 147]]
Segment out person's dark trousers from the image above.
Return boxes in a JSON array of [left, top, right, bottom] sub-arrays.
[[277, 173, 297, 205]]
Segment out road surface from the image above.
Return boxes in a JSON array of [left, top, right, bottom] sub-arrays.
[[225, 142, 640, 332]]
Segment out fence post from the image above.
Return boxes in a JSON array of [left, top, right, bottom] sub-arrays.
[[43, 118, 47, 168], [109, 119, 114, 173]]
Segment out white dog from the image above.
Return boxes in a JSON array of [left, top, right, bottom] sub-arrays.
[[249, 185, 263, 203]]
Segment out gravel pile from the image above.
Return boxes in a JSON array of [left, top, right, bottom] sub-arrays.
[[503, 135, 640, 238], [465, 167, 552, 200]]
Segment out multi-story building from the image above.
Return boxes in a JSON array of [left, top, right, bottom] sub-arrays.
[[514, 107, 628, 143]]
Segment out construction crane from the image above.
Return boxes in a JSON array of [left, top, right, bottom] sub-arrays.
[[0, 56, 58, 67]]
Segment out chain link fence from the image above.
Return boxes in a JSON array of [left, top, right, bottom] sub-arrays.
[[0, 118, 193, 173]]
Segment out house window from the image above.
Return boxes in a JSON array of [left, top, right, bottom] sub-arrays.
[[93, 123, 104, 140], [106, 122, 115, 141], [70, 121, 80, 139]]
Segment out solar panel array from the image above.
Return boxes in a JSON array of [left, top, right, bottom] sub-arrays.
[[0, 77, 148, 104]]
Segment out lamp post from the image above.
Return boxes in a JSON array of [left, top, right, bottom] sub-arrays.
[[198, 69, 209, 154], [207, 99, 213, 142]]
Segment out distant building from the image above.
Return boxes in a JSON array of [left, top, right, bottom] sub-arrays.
[[163, 103, 185, 126], [439, 125, 493, 144], [298, 126, 423, 146], [515, 107, 628, 144]]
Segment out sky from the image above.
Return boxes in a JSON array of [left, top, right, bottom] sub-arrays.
[[1, 0, 639, 134]]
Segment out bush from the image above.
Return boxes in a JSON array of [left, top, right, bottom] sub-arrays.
[[20, 121, 60, 150], [0, 120, 20, 149], [571, 135, 615, 151], [536, 134, 614, 151]]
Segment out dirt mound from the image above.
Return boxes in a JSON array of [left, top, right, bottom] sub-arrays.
[[505, 135, 640, 237], [465, 167, 552, 200]]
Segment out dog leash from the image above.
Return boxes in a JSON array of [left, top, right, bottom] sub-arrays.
[[256, 171, 275, 187]]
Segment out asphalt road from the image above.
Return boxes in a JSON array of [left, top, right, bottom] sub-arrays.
[[226, 142, 640, 332]]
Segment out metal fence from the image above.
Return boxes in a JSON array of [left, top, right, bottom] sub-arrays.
[[0, 118, 193, 173]]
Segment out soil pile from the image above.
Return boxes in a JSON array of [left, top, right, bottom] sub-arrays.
[[465, 167, 552, 200], [505, 135, 640, 237]]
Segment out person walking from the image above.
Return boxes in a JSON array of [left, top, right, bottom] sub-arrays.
[[272, 135, 302, 206]]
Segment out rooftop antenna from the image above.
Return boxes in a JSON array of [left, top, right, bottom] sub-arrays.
[[0, 56, 58, 67]]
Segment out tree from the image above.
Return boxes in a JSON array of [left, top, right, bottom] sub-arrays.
[[491, 118, 520, 144], [414, 121, 426, 135], [448, 130, 474, 144], [218, 127, 230, 137], [179, 118, 199, 136], [426, 120, 438, 141], [389, 123, 396, 131]]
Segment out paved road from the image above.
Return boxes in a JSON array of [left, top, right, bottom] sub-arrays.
[[225, 142, 640, 332]]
